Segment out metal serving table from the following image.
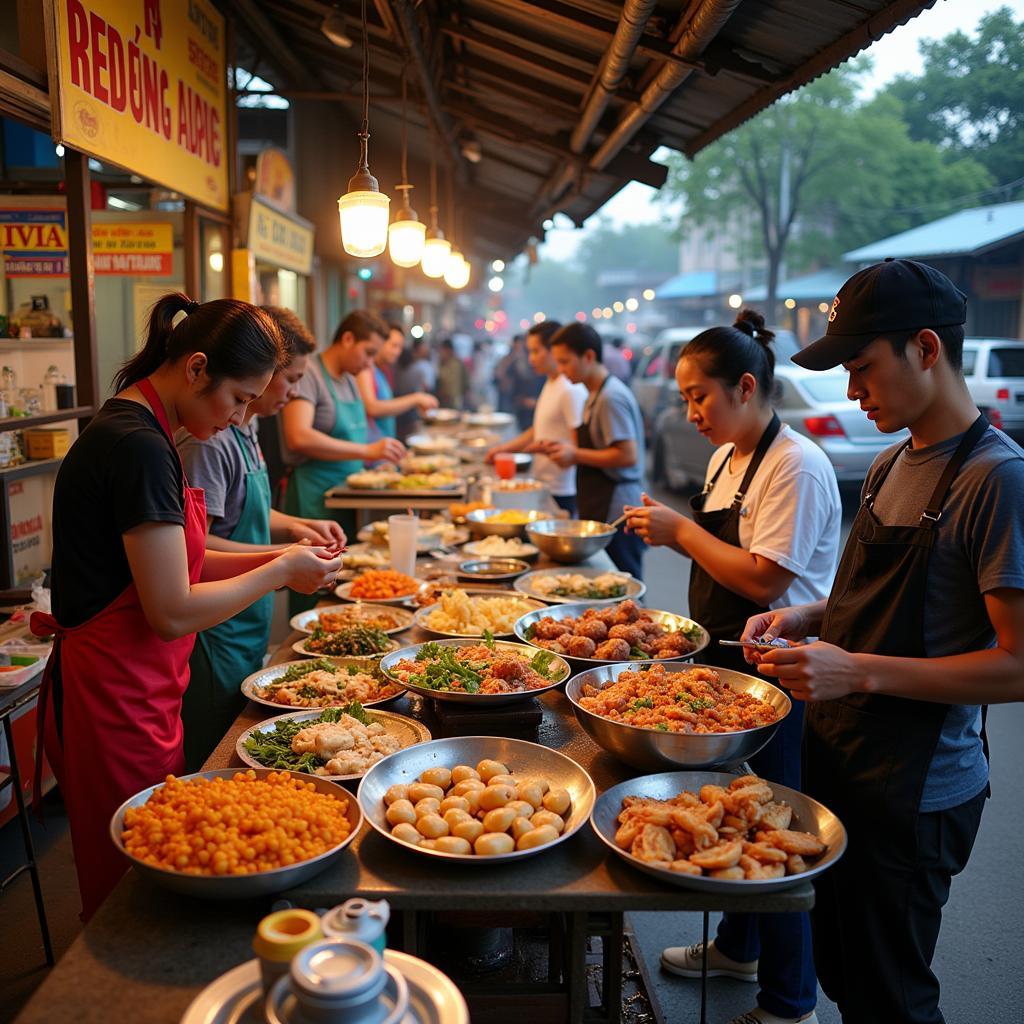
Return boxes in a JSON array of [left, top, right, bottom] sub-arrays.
[[16, 572, 813, 1024]]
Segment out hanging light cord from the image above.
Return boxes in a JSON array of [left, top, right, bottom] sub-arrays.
[[429, 122, 439, 231], [357, 0, 370, 174], [400, 64, 409, 188]]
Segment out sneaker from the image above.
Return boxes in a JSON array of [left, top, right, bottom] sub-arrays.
[[727, 1010, 818, 1024], [660, 940, 758, 982]]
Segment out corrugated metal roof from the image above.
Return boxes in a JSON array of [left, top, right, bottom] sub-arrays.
[[234, 0, 937, 261], [745, 267, 849, 301], [656, 270, 720, 299], [844, 202, 1024, 262]]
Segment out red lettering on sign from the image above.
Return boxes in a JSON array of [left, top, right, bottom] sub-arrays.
[[89, 11, 109, 103], [67, 0, 89, 89]]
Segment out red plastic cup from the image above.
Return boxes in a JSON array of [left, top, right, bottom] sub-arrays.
[[494, 453, 517, 480]]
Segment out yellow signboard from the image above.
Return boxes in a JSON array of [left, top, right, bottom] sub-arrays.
[[245, 195, 315, 275], [49, 0, 229, 211], [93, 223, 174, 274]]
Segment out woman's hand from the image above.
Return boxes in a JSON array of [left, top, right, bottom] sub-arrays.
[[542, 441, 577, 468], [276, 545, 343, 594], [367, 437, 406, 463], [624, 493, 686, 547], [415, 393, 440, 412], [289, 518, 346, 547]]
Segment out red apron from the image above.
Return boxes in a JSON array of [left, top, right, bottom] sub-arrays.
[[31, 378, 206, 920]]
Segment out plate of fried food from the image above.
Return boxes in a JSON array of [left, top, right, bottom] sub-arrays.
[[336, 569, 424, 603], [591, 771, 846, 893], [413, 588, 547, 639], [344, 469, 462, 492], [380, 637, 571, 705], [461, 535, 540, 560], [290, 603, 414, 637], [242, 658, 405, 710], [237, 703, 431, 783], [514, 600, 709, 665], [400, 454, 460, 474]]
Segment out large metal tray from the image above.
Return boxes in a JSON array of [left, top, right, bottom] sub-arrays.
[[513, 566, 647, 605], [240, 659, 405, 711]]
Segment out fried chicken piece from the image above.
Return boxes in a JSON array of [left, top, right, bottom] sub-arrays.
[[761, 829, 827, 857], [608, 623, 644, 646], [786, 854, 808, 875], [758, 801, 793, 831], [700, 801, 725, 830], [689, 839, 743, 870], [292, 723, 355, 758], [670, 828, 695, 857], [490, 656, 527, 681], [669, 858, 703, 876], [612, 600, 641, 624], [534, 619, 571, 641], [631, 824, 676, 863], [742, 841, 788, 864], [725, 782, 773, 808], [699, 784, 729, 806], [729, 774, 763, 790], [708, 866, 745, 880], [670, 807, 719, 850], [615, 820, 640, 850], [594, 638, 631, 661]]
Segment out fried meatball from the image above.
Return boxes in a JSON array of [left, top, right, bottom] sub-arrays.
[[597, 608, 618, 625], [490, 655, 527, 681], [534, 619, 571, 641], [574, 618, 608, 642], [543, 639, 567, 654], [608, 623, 645, 646], [566, 634, 597, 658], [613, 600, 641, 625], [594, 638, 631, 661]]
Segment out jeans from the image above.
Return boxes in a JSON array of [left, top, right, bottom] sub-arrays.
[[714, 703, 817, 1019]]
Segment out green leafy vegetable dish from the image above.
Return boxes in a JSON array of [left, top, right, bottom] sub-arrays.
[[303, 625, 394, 657], [387, 641, 566, 696]]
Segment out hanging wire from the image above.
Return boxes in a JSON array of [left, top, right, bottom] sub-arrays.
[[400, 64, 409, 186], [357, 0, 370, 173], [446, 159, 456, 243], [429, 120, 440, 231]]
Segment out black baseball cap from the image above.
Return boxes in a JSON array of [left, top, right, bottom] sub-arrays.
[[793, 258, 967, 370]]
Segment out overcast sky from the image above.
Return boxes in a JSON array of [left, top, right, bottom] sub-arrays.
[[539, 0, 1024, 262]]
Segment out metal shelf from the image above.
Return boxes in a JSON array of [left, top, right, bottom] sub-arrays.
[[0, 406, 93, 433]]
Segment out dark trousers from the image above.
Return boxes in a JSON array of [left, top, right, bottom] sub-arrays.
[[553, 493, 577, 515], [812, 786, 986, 1023], [606, 526, 645, 580], [714, 703, 817, 1019]]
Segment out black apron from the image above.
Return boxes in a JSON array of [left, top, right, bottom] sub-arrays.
[[804, 414, 989, 1019], [688, 414, 781, 674], [576, 375, 617, 523]]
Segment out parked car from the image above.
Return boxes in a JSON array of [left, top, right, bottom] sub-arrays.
[[651, 350, 907, 490], [963, 338, 1024, 444]]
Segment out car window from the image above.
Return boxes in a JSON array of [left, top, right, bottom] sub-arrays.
[[961, 347, 978, 376], [645, 353, 663, 378], [987, 348, 1024, 378], [633, 348, 655, 378], [801, 376, 850, 403], [664, 344, 684, 378]]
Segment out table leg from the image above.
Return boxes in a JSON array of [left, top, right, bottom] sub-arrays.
[[699, 910, 709, 1024], [3, 714, 53, 965], [567, 911, 588, 1023]]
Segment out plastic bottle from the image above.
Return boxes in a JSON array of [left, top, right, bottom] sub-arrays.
[[2, 366, 16, 394], [43, 365, 60, 412], [252, 907, 323, 997], [320, 898, 390, 954]]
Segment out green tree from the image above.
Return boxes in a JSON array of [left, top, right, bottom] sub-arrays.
[[885, 6, 1024, 187]]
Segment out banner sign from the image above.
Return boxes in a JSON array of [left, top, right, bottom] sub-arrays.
[[245, 194, 314, 275], [93, 223, 174, 275], [50, 0, 229, 211]]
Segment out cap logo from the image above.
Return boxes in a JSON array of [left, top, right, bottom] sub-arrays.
[[828, 296, 840, 323]]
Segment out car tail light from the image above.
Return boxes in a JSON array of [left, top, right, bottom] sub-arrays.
[[986, 407, 1003, 429], [997, 388, 1010, 401], [804, 415, 846, 437]]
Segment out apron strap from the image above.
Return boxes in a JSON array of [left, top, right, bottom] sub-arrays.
[[919, 413, 989, 525], [730, 413, 781, 508], [582, 373, 610, 429], [864, 440, 912, 508], [703, 447, 733, 495], [230, 425, 262, 474]]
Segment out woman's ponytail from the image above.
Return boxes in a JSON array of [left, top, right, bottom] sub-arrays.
[[113, 292, 193, 393], [112, 294, 284, 395]]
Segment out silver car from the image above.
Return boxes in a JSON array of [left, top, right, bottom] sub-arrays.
[[963, 338, 1024, 444], [651, 351, 906, 489]]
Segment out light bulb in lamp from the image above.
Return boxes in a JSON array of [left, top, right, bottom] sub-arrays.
[[388, 185, 426, 267], [338, 164, 390, 258], [444, 250, 470, 289], [421, 230, 451, 279]]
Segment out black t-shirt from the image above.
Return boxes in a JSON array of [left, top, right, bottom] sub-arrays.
[[51, 399, 186, 627]]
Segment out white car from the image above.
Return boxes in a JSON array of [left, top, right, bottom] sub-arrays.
[[963, 338, 1024, 444]]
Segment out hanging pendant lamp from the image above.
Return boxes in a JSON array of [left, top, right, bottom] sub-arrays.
[[442, 164, 470, 289], [388, 66, 426, 268], [420, 127, 451, 278], [338, 0, 389, 258]]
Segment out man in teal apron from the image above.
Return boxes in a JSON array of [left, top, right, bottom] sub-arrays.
[[357, 323, 438, 440], [178, 306, 345, 769], [282, 309, 405, 613]]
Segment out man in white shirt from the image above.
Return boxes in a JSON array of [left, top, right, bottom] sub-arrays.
[[487, 320, 586, 513]]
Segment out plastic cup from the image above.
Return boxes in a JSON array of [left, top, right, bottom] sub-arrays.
[[494, 453, 516, 481], [387, 515, 418, 577]]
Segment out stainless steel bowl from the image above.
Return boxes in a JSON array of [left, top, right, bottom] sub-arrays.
[[110, 768, 363, 898], [457, 558, 532, 582], [241, 658, 405, 711], [513, 602, 710, 669], [407, 433, 460, 455], [566, 662, 790, 771], [525, 519, 614, 563], [358, 736, 595, 864], [591, 770, 845, 893], [423, 407, 462, 425], [236, 709, 431, 782], [466, 508, 556, 539], [513, 566, 646, 605], [462, 411, 515, 429], [380, 637, 570, 705]]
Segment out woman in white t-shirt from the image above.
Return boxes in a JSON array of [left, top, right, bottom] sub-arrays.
[[487, 320, 586, 513], [626, 309, 840, 1024]]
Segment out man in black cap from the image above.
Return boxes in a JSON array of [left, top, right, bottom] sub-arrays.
[[743, 259, 1024, 1023]]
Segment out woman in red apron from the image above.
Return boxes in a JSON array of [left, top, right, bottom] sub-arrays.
[[33, 294, 343, 920]]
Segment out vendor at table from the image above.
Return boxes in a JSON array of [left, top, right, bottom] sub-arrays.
[[282, 309, 405, 612], [544, 322, 646, 578], [626, 308, 841, 1024], [746, 260, 1024, 1024], [486, 319, 586, 514], [177, 306, 347, 770], [356, 322, 438, 440], [34, 294, 342, 920]]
